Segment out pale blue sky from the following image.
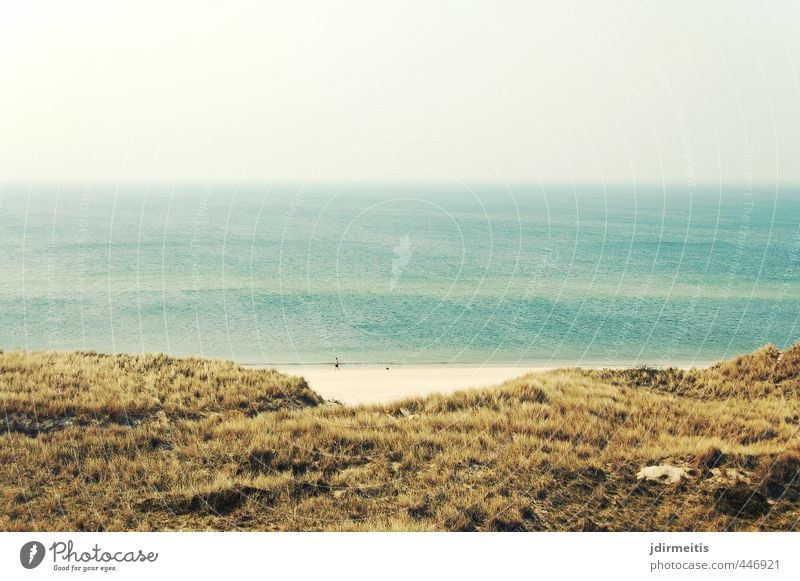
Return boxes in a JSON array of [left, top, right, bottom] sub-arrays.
[[1, 0, 798, 184]]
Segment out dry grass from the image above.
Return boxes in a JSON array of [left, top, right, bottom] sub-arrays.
[[0, 350, 321, 433], [1, 345, 799, 531], [588, 343, 800, 399]]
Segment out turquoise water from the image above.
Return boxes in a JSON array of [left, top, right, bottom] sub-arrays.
[[0, 182, 798, 366]]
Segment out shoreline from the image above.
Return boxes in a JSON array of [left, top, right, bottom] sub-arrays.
[[245, 359, 717, 368], [269, 361, 714, 405]]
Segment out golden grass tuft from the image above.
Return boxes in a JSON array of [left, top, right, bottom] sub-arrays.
[[587, 343, 800, 399], [0, 350, 321, 434]]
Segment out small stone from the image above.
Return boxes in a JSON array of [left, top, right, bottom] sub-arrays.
[[636, 465, 690, 484]]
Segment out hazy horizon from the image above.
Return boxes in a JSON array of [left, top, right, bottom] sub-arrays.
[[2, 0, 799, 185]]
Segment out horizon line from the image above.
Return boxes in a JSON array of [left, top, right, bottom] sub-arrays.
[[3, 179, 799, 188]]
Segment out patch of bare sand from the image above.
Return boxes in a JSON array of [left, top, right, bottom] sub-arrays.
[[272, 365, 556, 405]]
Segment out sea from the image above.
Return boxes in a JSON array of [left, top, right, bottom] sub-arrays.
[[1, 182, 798, 367]]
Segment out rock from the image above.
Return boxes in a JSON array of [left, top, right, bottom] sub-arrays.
[[636, 465, 690, 484]]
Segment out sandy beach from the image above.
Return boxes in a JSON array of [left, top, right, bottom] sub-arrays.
[[268, 362, 712, 405], [271, 365, 555, 405]]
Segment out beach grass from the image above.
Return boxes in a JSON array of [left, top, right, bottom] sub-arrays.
[[1, 345, 798, 531]]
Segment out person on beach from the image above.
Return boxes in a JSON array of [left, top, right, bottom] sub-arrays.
[[335, 356, 339, 371]]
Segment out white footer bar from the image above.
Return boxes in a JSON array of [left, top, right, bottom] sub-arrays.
[[1, 532, 796, 580]]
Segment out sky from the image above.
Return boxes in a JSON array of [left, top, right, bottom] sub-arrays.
[[0, 0, 798, 185]]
